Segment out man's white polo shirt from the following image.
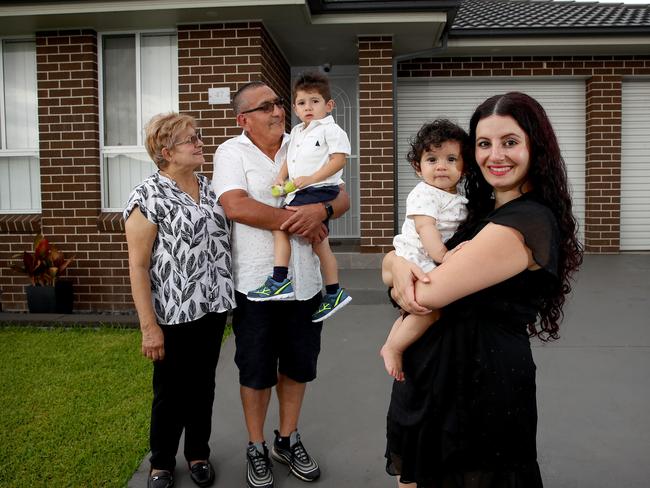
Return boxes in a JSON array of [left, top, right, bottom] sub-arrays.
[[212, 132, 322, 301], [285, 115, 350, 204]]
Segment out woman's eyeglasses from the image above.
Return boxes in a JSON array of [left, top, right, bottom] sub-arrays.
[[174, 132, 203, 146], [240, 98, 285, 114]]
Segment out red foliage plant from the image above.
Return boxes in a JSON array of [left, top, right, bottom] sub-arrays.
[[9, 234, 75, 286]]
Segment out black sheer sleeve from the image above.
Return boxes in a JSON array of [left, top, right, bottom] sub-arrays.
[[488, 198, 560, 277]]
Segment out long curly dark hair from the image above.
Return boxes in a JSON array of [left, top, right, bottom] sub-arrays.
[[464, 92, 583, 340]]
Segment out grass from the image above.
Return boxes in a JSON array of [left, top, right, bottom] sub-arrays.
[[0, 326, 152, 487], [0, 323, 233, 487]]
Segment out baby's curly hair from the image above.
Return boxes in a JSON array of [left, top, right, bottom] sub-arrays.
[[407, 119, 470, 173]]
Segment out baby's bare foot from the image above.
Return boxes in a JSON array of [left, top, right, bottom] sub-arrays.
[[380, 343, 405, 381]]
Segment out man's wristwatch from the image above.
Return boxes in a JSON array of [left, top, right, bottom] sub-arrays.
[[323, 202, 334, 221]]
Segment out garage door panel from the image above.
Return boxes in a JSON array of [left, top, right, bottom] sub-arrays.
[[623, 152, 650, 159], [620, 233, 650, 249], [623, 182, 650, 190], [622, 213, 649, 220], [621, 80, 650, 250], [624, 189, 650, 198], [397, 79, 586, 242]]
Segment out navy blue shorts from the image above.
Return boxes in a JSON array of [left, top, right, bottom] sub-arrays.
[[287, 185, 340, 206], [232, 291, 323, 389], [286, 185, 339, 231]]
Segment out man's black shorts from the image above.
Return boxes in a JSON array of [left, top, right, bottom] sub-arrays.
[[232, 291, 323, 389]]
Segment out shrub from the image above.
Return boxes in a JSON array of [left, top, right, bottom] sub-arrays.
[[9, 234, 74, 286]]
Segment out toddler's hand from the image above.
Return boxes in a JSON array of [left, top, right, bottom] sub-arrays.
[[293, 176, 312, 189], [444, 240, 469, 261]]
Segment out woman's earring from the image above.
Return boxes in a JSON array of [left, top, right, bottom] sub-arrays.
[[490, 190, 495, 200]]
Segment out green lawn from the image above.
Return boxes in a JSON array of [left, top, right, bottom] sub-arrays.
[[0, 326, 152, 487]]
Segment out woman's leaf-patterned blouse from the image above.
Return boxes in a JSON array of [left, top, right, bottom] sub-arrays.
[[124, 172, 236, 325]]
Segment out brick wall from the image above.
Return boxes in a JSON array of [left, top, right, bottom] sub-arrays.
[[177, 22, 290, 177], [1, 22, 291, 313], [0, 223, 40, 310], [358, 35, 394, 253], [397, 55, 650, 78], [260, 26, 291, 129], [36, 30, 131, 311], [1, 30, 132, 312], [5, 32, 642, 313], [397, 54, 650, 253], [585, 76, 621, 253]]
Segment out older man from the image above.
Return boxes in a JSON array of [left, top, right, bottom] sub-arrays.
[[212, 81, 349, 488]]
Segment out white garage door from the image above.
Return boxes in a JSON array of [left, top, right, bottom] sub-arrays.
[[621, 80, 650, 251], [396, 79, 586, 240]]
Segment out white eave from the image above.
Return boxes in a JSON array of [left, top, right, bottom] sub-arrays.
[[310, 11, 446, 25], [0, 0, 305, 16], [446, 35, 650, 56], [0, 0, 450, 65]]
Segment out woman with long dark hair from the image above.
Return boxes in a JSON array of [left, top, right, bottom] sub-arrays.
[[383, 92, 583, 487]]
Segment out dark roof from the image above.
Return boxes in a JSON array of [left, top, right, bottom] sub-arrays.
[[452, 0, 650, 35], [307, 0, 460, 14]]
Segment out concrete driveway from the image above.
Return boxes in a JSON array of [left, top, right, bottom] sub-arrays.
[[129, 255, 650, 488]]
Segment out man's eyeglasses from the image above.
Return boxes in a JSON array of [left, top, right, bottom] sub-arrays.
[[174, 132, 203, 146], [240, 98, 285, 115]]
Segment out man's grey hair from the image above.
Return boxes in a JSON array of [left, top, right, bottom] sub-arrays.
[[232, 81, 269, 115]]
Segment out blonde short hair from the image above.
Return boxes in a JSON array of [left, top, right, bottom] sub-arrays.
[[144, 113, 197, 168]]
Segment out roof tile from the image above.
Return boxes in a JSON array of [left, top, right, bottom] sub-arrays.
[[453, 0, 650, 31]]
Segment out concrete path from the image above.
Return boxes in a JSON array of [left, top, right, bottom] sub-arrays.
[[118, 254, 648, 487]]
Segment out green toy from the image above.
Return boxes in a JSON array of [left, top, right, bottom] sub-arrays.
[[271, 179, 297, 197]]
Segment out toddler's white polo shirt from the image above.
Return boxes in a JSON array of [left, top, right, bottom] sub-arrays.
[[285, 115, 350, 204]]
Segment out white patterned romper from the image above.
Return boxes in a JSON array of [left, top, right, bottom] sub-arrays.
[[393, 181, 468, 273]]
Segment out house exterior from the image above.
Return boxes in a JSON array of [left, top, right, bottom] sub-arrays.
[[0, 0, 648, 312]]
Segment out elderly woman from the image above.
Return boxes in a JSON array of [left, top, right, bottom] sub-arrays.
[[124, 113, 235, 488]]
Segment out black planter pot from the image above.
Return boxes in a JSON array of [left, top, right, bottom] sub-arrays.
[[26, 281, 74, 314]]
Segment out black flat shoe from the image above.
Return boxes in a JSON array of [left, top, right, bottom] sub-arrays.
[[189, 460, 215, 487], [148, 469, 174, 488]]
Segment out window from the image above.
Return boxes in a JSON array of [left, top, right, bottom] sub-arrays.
[[99, 32, 178, 210], [0, 39, 40, 213]]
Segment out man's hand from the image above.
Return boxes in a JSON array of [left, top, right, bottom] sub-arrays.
[[280, 204, 328, 244]]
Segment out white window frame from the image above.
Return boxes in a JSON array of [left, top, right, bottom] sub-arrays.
[[98, 30, 178, 212], [0, 37, 40, 214]]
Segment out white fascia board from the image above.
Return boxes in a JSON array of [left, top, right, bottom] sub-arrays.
[[0, 0, 304, 16], [311, 12, 446, 25], [449, 35, 650, 50]]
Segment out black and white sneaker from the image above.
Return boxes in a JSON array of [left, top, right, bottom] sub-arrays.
[[246, 443, 273, 488], [271, 430, 320, 482]]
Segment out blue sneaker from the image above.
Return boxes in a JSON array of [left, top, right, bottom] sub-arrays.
[[311, 288, 352, 322], [247, 276, 295, 302]]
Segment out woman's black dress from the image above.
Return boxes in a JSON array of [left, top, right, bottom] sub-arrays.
[[386, 194, 560, 488]]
